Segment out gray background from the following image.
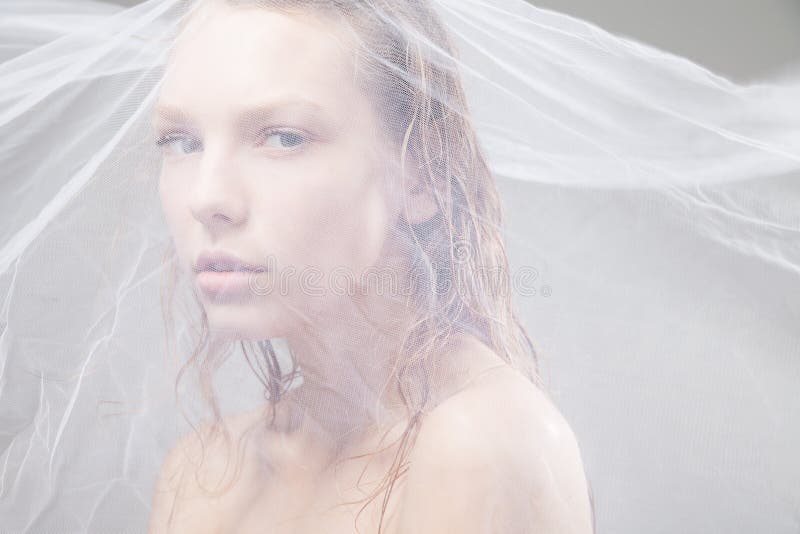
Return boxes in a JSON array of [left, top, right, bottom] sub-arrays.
[[530, 0, 800, 83]]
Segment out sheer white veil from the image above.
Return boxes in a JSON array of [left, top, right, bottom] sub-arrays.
[[1, 0, 798, 532]]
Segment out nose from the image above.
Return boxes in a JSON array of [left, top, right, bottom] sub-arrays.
[[189, 148, 248, 234]]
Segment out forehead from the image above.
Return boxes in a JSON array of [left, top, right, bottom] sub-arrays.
[[158, 3, 359, 116]]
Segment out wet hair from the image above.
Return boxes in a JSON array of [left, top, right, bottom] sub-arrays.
[[162, 0, 546, 531]]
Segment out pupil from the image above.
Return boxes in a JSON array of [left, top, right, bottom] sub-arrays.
[[280, 132, 303, 147], [183, 138, 202, 153]]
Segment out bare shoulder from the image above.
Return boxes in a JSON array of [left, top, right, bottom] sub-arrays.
[[148, 408, 269, 534], [398, 363, 594, 534]]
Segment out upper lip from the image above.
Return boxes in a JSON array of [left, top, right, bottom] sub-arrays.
[[193, 251, 263, 273]]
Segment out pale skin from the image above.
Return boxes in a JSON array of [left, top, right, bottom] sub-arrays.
[[150, 3, 594, 533]]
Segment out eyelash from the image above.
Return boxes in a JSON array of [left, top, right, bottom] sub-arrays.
[[155, 131, 201, 155], [256, 128, 310, 150], [154, 128, 311, 155]]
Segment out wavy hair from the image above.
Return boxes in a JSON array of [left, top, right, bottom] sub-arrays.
[[161, 0, 549, 531]]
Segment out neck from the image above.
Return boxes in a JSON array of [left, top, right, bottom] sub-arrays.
[[277, 285, 417, 465]]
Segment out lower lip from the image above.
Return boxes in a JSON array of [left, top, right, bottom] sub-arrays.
[[196, 270, 258, 299]]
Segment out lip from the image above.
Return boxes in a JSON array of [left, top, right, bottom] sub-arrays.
[[193, 250, 267, 300], [193, 250, 265, 273]]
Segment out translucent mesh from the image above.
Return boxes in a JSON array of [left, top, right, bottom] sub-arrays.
[[1, 1, 798, 533]]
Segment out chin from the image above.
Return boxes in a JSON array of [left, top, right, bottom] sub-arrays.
[[203, 300, 289, 341]]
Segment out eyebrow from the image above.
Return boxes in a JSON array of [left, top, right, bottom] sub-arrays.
[[152, 104, 192, 124], [152, 99, 330, 129]]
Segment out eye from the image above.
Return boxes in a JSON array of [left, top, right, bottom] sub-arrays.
[[156, 133, 203, 156], [261, 130, 308, 150]]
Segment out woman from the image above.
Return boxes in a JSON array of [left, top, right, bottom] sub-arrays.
[[148, 0, 594, 532]]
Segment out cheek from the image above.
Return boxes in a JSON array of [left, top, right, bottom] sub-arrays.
[[158, 170, 194, 266], [318, 182, 391, 273], [248, 158, 393, 277]]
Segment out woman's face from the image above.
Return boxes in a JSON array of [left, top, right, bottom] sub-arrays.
[[156, 3, 400, 339]]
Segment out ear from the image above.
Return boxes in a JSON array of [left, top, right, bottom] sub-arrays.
[[402, 161, 439, 225]]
